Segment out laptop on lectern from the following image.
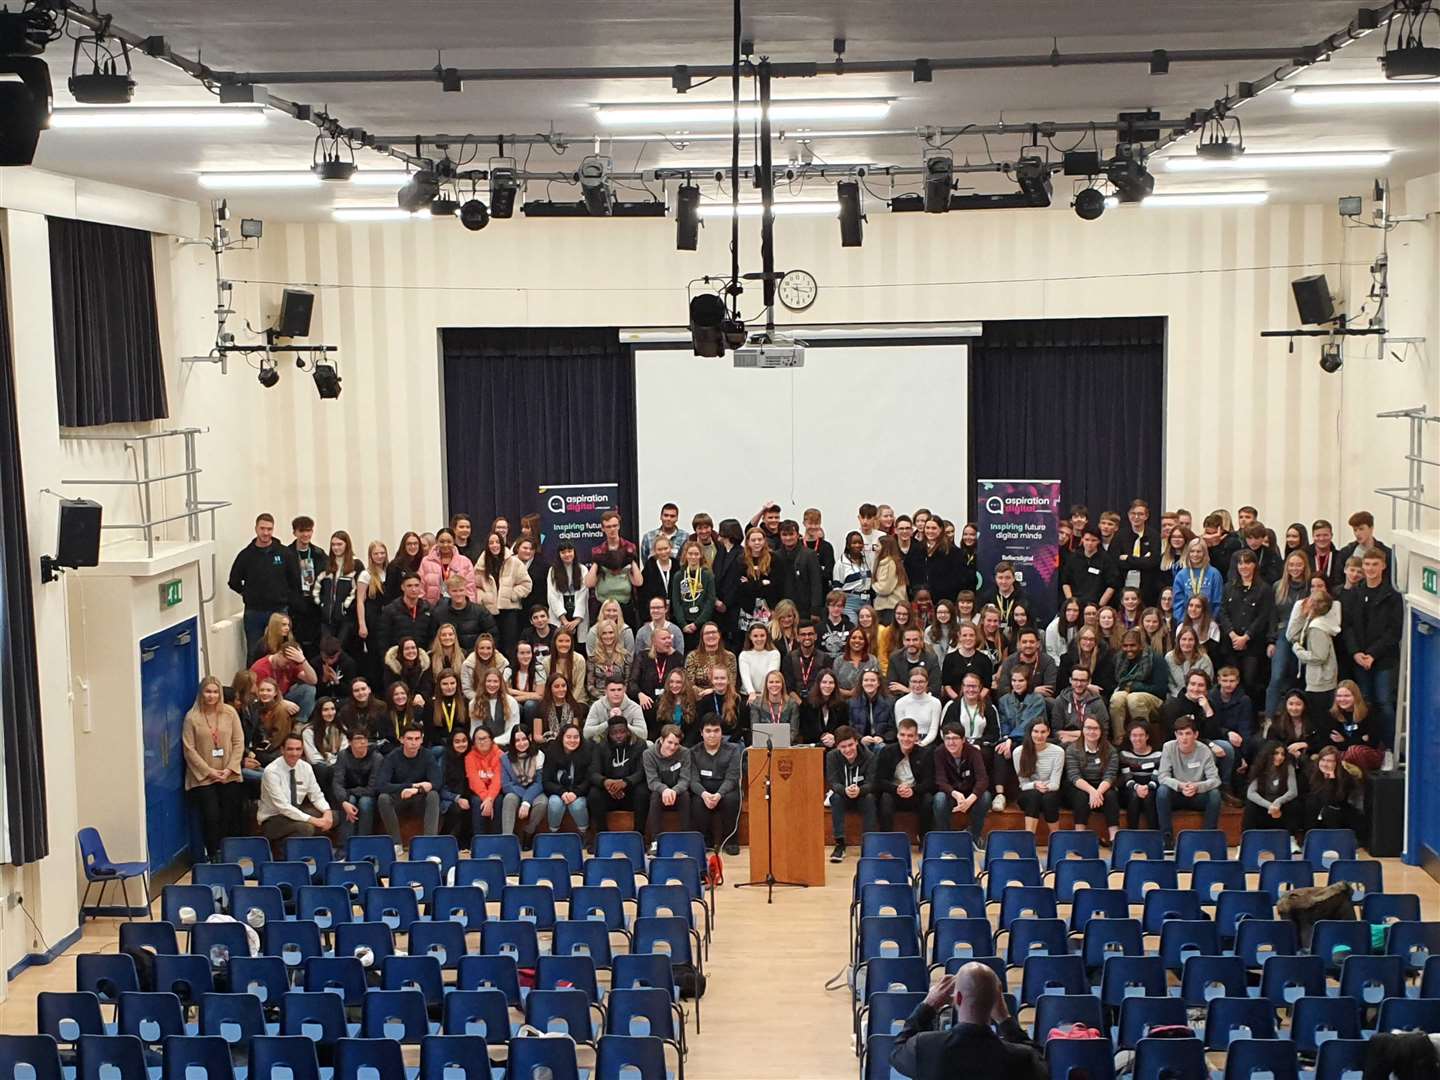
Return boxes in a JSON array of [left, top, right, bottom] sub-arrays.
[[751, 722, 792, 748]]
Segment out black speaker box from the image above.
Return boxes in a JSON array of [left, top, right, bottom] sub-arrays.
[[55, 498, 102, 568], [837, 180, 864, 248], [276, 288, 315, 338], [1291, 274, 1335, 325], [1365, 769, 1405, 858]]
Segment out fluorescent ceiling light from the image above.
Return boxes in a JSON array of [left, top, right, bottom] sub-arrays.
[[596, 99, 892, 126], [198, 169, 411, 189], [1142, 191, 1269, 207], [51, 105, 268, 129], [697, 201, 841, 218], [1162, 151, 1392, 171], [1291, 84, 1440, 105], [332, 207, 424, 221]]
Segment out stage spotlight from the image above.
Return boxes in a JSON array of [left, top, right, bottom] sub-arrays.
[[1106, 147, 1155, 203], [1015, 156, 1053, 205], [1383, 3, 1440, 79], [257, 359, 280, 388], [689, 293, 728, 357], [312, 131, 356, 181], [837, 179, 864, 247], [489, 161, 518, 218], [675, 183, 701, 249], [923, 148, 954, 213], [429, 195, 458, 217], [578, 154, 614, 216], [68, 35, 135, 104], [459, 198, 490, 231], [397, 168, 439, 212], [1073, 186, 1107, 220], [1319, 342, 1343, 374], [312, 362, 343, 398], [0, 55, 52, 167]]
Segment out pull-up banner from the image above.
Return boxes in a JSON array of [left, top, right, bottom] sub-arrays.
[[538, 482, 620, 561], [976, 479, 1062, 625]]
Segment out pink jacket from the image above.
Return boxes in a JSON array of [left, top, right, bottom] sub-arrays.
[[418, 550, 477, 605]]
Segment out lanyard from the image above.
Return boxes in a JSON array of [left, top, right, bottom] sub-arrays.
[[440, 700, 456, 733], [769, 702, 782, 724], [799, 654, 816, 686], [1189, 569, 1203, 596], [1133, 535, 1142, 557], [684, 566, 702, 599], [654, 657, 667, 686], [996, 593, 1014, 622]]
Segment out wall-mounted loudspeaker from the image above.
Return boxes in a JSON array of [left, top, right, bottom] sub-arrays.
[[276, 288, 315, 338], [41, 497, 103, 582], [1291, 275, 1335, 326]]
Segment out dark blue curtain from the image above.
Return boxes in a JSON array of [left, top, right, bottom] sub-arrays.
[[0, 233, 50, 864], [441, 327, 639, 535], [966, 317, 1166, 519], [48, 216, 168, 427]]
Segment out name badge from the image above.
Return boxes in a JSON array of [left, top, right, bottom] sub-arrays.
[[689, 605, 699, 614], [212, 748, 226, 757], [700, 769, 714, 778], [1088, 566, 1100, 575], [1125, 570, 1141, 588]]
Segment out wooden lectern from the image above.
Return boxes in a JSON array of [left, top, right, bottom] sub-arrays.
[[745, 745, 826, 887]]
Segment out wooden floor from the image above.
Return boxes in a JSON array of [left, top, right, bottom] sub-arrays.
[[1, 848, 1436, 1080]]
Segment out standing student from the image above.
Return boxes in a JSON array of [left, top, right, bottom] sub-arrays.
[[689, 717, 743, 854], [181, 676, 246, 862], [585, 511, 644, 629], [1115, 499, 1162, 605], [690, 513, 717, 567], [1219, 550, 1275, 709], [1170, 538, 1224, 629], [639, 534, 680, 613], [711, 519, 746, 647], [776, 520, 825, 619], [314, 531, 363, 652], [1288, 588, 1341, 717], [827, 726, 878, 861], [418, 528, 476, 605], [384, 532, 425, 603], [547, 541, 592, 647], [475, 532, 532, 661], [356, 540, 390, 681], [1337, 510, 1393, 580], [735, 527, 784, 638], [671, 540, 716, 652], [1342, 549, 1401, 753], [229, 513, 303, 657], [834, 531, 874, 621], [802, 508, 837, 585], [640, 502, 688, 564], [979, 562, 1031, 631], [871, 536, 910, 622], [1306, 519, 1345, 593]]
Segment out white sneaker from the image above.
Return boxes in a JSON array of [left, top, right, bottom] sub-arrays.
[[647, 841, 658, 857], [991, 793, 1007, 813]]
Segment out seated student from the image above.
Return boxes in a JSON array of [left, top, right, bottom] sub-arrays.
[[750, 669, 800, 743], [1327, 679, 1384, 771], [433, 574, 495, 654], [507, 641, 545, 727], [979, 561, 1031, 631], [1045, 597, 1084, 665], [1109, 629, 1169, 739], [805, 671, 847, 748], [887, 627, 941, 698], [1118, 721, 1161, 830], [437, 728, 474, 843], [893, 666, 943, 747], [874, 718, 933, 836], [376, 726, 442, 847], [424, 670, 466, 750], [941, 672, 999, 756], [590, 714, 649, 837], [931, 723, 992, 844], [461, 635, 511, 704], [997, 628, 1058, 700], [500, 727, 545, 845], [834, 628, 881, 701], [849, 668, 896, 749], [518, 605, 559, 667], [818, 591, 855, 660], [337, 676, 387, 743], [383, 636, 433, 709], [1048, 666, 1107, 748], [542, 724, 593, 841], [940, 623, 995, 702], [682, 622, 737, 695], [694, 665, 748, 746], [244, 677, 296, 784], [251, 641, 319, 722], [314, 636, 357, 701], [643, 725, 691, 847], [463, 726, 503, 839], [629, 627, 684, 735], [688, 717, 743, 855], [1157, 669, 1212, 743], [634, 596, 686, 660], [787, 619, 833, 699], [738, 624, 783, 704], [1208, 666, 1258, 793], [656, 668, 699, 746], [1165, 625, 1214, 698], [1015, 719, 1065, 836], [1063, 716, 1120, 845], [1243, 739, 1302, 841], [533, 672, 585, 746], [1302, 745, 1361, 833], [1156, 717, 1222, 848], [257, 733, 335, 843], [585, 603, 636, 664], [826, 725, 878, 862], [301, 696, 344, 792], [583, 676, 649, 744], [331, 728, 381, 846], [469, 669, 521, 747]]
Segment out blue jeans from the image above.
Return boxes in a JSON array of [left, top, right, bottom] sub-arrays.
[[1209, 741, 1237, 788], [930, 790, 992, 841], [243, 608, 279, 657], [1265, 634, 1298, 717], [1352, 665, 1396, 750], [285, 683, 316, 723], [547, 794, 590, 831], [334, 795, 375, 846], [1155, 785, 1221, 842]]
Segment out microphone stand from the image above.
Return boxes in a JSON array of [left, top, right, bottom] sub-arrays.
[[734, 736, 807, 903]]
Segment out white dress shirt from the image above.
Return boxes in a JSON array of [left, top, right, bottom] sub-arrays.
[[257, 756, 331, 823]]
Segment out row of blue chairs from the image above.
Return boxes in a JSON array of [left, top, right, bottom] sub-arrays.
[[2, 1029, 671, 1080], [853, 827, 1361, 874], [865, 1030, 1380, 1080]]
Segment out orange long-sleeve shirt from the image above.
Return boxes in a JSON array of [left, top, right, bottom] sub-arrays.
[[465, 744, 504, 800]]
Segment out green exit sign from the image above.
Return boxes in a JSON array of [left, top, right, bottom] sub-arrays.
[[159, 579, 182, 608], [1424, 565, 1439, 596]]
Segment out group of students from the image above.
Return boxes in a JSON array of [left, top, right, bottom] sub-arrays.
[[209, 494, 1402, 860]]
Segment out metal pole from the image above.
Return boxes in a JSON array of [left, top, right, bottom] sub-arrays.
[[758, 59, 776, 331], [184, 430, 199, 543], [138, 439, 154, 559]]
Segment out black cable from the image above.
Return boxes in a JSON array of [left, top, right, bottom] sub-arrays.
[[728, 0, 741, 321]]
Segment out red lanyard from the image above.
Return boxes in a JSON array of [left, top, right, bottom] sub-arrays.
[[769, 702, 782, 724], [654, 658, 667, 686], [799, 654, 815, 686]]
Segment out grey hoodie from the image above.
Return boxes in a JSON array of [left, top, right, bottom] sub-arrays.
[[1287, 602, 1341, 693]]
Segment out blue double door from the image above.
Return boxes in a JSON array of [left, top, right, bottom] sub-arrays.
[[140, 618, 198, 874]]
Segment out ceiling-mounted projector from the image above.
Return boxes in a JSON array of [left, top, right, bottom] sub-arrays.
[[733, 333, 805, 369]]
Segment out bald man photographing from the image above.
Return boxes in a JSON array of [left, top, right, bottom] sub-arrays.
[[890, 962, 1046, 1080]]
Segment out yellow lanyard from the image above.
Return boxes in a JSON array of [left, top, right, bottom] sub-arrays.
[[440, 700, 456, 733], [685, 567, 702, 599], [1133, 535, 1142, 557], [1189, 569, 1203, 596]]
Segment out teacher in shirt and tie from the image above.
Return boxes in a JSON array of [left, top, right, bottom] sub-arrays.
[[257, 733, 334, 843]]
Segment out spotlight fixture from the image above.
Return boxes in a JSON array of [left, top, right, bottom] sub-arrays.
[[1073, 186, 1107, 220], [311, 362, 343, 398], [489, 160, 519, 218], [311, 131, 356, 182], [675, 183, 701, 249], [1014, 156, 1054, 205], [257, 358, 280, 388], [459, 198, 490, 231], [1149, 49, 1170, 75], [922, 147, 954, 213], [837, 179, 864, 247], [1382, 0, 1440, 79], [1195, 110, 1244, 160], [397, 167, 439, 212], [429, 194, 459, 217], [577, 154, 614, 216], [1106, 146, 1155, 203], [0, 55, 52, 166], [688, 293, 728, 357], [1319, 342, 1343, 373], [68, 33, 136, 104]]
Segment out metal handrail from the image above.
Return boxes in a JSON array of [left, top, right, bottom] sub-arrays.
[[1372, 406, 1438, 534]]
